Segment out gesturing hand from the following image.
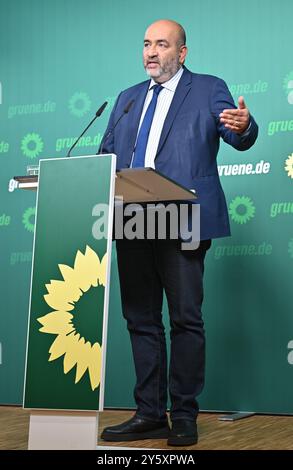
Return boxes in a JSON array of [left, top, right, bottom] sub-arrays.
[[219, 96, 250, 134]]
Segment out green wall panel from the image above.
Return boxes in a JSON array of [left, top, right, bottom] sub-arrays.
[[0, 0, 292, 413]]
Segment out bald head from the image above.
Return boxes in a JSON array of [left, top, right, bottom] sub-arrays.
[[143, 20, 188, 83], [145, 20, 186, 47]]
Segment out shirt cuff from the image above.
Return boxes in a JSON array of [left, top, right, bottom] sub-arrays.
[[240, 121, 251, 137]]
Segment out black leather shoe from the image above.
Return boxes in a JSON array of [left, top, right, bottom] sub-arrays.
[[168, 420, 198, 446], [101, 415, 169, 441]]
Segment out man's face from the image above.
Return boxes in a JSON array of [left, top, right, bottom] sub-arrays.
[[143, 21, 187, 83]]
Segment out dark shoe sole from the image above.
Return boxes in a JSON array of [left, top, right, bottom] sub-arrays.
[[167, 436, 198, 446], [101, 426, 169, 442]]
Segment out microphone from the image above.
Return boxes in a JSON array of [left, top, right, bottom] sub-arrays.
[[98, 99, 135, 154], [66, 101, 108, 157]]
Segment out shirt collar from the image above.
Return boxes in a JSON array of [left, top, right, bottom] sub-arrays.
[[149, 66, 184, 92]]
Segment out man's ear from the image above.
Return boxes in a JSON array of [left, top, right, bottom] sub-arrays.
[[179, 45, 188, 64]]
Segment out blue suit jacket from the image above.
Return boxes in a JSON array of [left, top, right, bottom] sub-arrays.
[[102, 67, 258, 240]]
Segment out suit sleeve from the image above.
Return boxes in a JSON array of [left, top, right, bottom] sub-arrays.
[[209, 78, 258, 151]]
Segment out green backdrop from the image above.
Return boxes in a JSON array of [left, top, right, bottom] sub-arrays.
[[0, 0, 292, 413]]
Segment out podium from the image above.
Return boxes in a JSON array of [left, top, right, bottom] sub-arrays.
[[12, 154, 196, 449]]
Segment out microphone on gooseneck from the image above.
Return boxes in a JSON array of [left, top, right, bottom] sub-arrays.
[[66, 101, 108, 157], [98, 99, 135, 155]]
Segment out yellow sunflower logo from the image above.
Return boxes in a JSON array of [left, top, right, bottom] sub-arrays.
[[37, 246, 107, 391], [285, 153, 293, 179]]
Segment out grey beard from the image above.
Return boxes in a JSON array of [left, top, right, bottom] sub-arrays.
[[145, 59, 181, 81]]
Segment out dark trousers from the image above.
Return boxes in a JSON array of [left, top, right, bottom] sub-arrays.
[[116, 238, 211, 422]]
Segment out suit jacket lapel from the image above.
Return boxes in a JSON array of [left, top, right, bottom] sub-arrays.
[[156, 67, 192, 157]]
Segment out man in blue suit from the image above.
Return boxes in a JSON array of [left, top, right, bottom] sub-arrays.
[[101, 19, 258, 446]]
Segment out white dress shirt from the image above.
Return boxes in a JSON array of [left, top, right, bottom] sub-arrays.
[[132, 67, 184, 169]]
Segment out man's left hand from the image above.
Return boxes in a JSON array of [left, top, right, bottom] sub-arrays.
[[219, 96, 250, 134]]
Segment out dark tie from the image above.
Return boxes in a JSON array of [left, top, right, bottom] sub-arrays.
[[132, 84, 163, 168]]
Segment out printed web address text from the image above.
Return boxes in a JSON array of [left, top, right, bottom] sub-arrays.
[[8, 101, 56, 119], [56, 133, 102, 152], [218, 160, 270, 177], [214, 242, 272, 260], [228, 80, 268, 96]]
